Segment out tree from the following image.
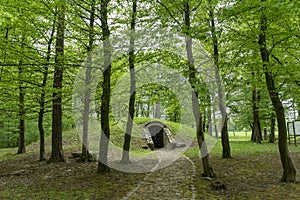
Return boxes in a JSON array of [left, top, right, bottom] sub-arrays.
[[17, 59, 26, 154], [251, 77, 262, 143], [38, 13, 56, 161], [258, 0, 296, 182], [121, 0, 137, 164], [268, 111, 276, 143], [184, 1, 216, 178], [98, 0, 112, 173], [48, 0, 66, 163], [71, 0, 97, 162], [207, 0, 231, 158]]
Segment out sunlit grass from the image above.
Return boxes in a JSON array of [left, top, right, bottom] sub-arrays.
[[185, 137, 300, 159], [1, 120, 299, 161]]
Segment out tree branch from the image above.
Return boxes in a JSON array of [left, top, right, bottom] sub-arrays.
[[191, 0, 203, 12], [157, 0, 181, 26]]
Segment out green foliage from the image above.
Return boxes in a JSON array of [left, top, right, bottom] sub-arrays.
[[0, 0, 299, 163], [0, 118, 52, 148]]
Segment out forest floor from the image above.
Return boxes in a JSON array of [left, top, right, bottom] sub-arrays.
[[0, 131, 300, 199]]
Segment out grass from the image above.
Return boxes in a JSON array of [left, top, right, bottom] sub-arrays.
[[1, 119, 300, 199], [186, 130, 300, 158], [185, 135, 300, 200]]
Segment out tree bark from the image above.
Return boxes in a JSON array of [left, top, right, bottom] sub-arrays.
[[258, 2, 296, 182], [48, 0, 65, 163], [121, 0, 137, 164], [38, 16, 56, 161], [135, 101, 139, 117], [268, 112, 276, 143], [79, 0, 96, 163], [97, 0, 111, 174], [155, 102, 161, 119], [17, 65, 26, 154], [202, 111, 207, 133], [38, 68, 47, 161], [208, 1, 231, 158], [207, 105, 213, 136], [212, 108, 219, 139], [251, 84, 262, 143], [184, 1, 215, 178], [17, 34, 26, 155]]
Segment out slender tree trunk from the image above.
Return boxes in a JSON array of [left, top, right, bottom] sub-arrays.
[[38, 101, 46, 160], [38, 17, 56, 161], [146, 101, 150, 117], [79, 0, 96, 162], [48, 0, 65, 163], [135, 101, 139, 117], [155, 102, 161, 119], [258, 2, 296, 182], [98, 0, 111, 174], [38, 69, 47, 161], [121, 0, 137, 164], [184, 1, 215, 178], [251, 84, 262, 143], [17, 65, 26, 154], [202, 111, 207, 133], [208, 2, 231, 158], [268, 112, 276, 143], [212, 109, 219, 139], [17, 35, 26, 154], [250, 123, 254, 141], [207, 105, 213, 136]]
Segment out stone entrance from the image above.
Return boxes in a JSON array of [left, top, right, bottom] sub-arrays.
[[142, 121, 172, 150]]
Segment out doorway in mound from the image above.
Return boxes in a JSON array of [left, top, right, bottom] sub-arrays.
[[148, 125, 164, 148], [143, 121, 170, 149]]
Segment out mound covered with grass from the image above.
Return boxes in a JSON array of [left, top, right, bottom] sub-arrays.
[[1, 119, 300, 199]]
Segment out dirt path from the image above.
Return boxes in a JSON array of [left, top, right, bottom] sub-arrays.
[[122, 155, 196, 200]]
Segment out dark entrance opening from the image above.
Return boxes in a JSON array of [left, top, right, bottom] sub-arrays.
[[143, 121, 170, 149], [148, 125, 164, 148]]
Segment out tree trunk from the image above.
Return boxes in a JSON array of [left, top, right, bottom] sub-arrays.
[[17, 65, 26, 154], [121, 0, 137, 164], [202, 111, 207, 133], [212, 109, 219, 139], [97, 0, 111, 174], [146, 101, 150, 117], [251, 85, 262, 143], [184, 1, 215, 178], [17, 35, 26, 155], [38, 66, 48, 161], [208, 1, 231, 158], [38, 17, 56, 161], [155, 102, 161, 119], [79, 0, 96, 163], [268, 112, 276, 143], [48, 0, 65, 163], [258, 3, 296, 182], [207, 105, 212, 136], [38, 103, 46, 161], [263, 127, 268, 140], [135, 101, 139, 117]]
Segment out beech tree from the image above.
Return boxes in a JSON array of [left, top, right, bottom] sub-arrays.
[[17, 35, 26, 154], [258, 0, 296, 182], [121, 0, 137, 164], [1, 0, 299, 183], [48, 0, 66, 163], [184, 1, 216, 178], [98, 0, 112, 174], [207, 0, 231, 158]]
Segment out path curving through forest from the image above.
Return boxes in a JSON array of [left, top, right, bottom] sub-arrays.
[[122, 155, 196, 200]]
